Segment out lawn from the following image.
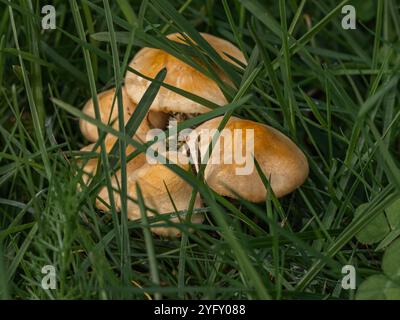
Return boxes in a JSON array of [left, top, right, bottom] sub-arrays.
[[0, 0, 400, 300]]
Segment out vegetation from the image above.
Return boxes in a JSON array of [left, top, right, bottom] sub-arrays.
[[0, 0, 399, 299]]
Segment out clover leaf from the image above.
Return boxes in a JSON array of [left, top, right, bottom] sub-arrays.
[[354, 198, 400, 246], [356, 238, 400, 300]]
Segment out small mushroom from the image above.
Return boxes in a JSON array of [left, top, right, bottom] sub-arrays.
[[78, 135, 203, 237], [95, 151, 148, 212], [125, 151, 203, 237], [77, 134, 147, 211], [79, 87, 165, 142], [95, 151, 203, 237], [194, 116, 309, 202], [125, 33, 246, 124]]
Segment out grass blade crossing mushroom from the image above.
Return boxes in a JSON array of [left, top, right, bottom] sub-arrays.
[[123, 151, 204, 237], [77, 135, 147, 198], [78, 132, 204, 237], [125, 33, 246, 125], [79, 86, 166, 142]]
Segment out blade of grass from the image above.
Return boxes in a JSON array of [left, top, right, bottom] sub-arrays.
[[136, 184, 161, 300]]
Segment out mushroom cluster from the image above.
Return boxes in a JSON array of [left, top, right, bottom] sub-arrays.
[[77, 32, 309, 237]]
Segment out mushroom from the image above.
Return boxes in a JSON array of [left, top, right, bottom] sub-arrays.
[[77, 143, 102, 187], [77, 134, 147, 211], [122, 151, 204, 237], [95, 151, 147, 212], [78, 133, 203, 237], [79, 87, 166, 142], [124, 33, 246, 126], [193, 116, 309, 202]]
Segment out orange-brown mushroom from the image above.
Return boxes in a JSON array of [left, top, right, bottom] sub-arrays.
[[77, 134, 146, 211], [194, 116, 309, 202], [79, 87, 167, 142], [122, 152, 204, 237], [78, 135, 203, 237], [125, 33, 246, 119]]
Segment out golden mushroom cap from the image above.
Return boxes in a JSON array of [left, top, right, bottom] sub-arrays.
[[123, 152, 203, 237], [195, 116, 309, 202], [79, 87, 151, 143], [95, 151, 148, 213], [77, 144, 100, 188], [77, 134, 147, 199], [124, 33, 246, 115]]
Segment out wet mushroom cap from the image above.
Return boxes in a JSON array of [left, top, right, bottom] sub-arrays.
[[124, 33, 246, 115], [79, 87, 156, 143], [195, 116, 309, 202]]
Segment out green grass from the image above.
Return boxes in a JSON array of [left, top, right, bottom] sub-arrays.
[[1, 0, 400, 300]]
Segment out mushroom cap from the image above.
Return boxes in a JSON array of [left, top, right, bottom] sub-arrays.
[[95, 151, 147, 212], [77, 144, 100, 188], [123, 152, 203, 237], [195, 117, 309, 202], [79, 87, 151, 143], [91, 149, 203, 237], [124, 33, 246, 115], [77, 135, 147, 197]]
